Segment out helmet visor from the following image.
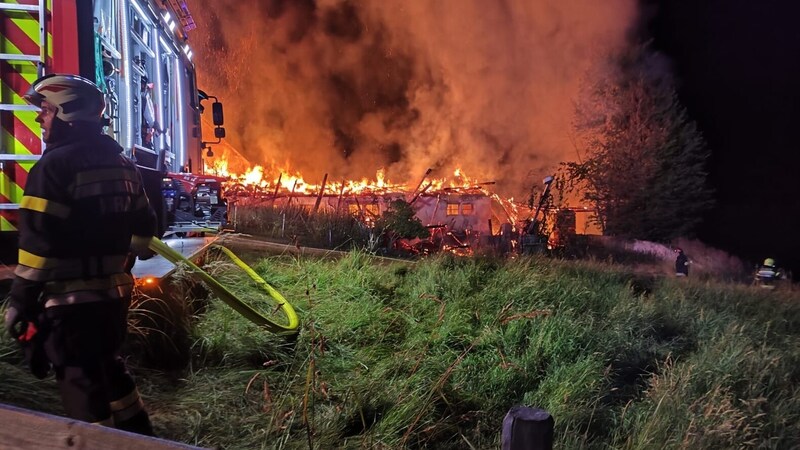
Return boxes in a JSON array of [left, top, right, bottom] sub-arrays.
[[23, 86, 45, 108]]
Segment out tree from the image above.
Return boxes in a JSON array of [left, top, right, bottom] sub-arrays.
[[565, 46, 714, 242], [374, 199, 430, 251]]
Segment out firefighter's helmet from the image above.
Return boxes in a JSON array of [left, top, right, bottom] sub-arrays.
[[23, 74, 105, 123], [764, 258, 775, 267]]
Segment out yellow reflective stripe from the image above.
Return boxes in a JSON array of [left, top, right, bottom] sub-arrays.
[[20, 195, 70, 218], [75, 168, 138, 186], [110, 389, 141, 412], [18, 249, 52, 269]]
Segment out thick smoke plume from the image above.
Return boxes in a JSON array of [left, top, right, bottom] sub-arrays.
[[189, 0, 637, 197]]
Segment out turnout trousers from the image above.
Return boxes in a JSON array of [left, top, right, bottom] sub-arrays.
[[42, 297, 154, 435]]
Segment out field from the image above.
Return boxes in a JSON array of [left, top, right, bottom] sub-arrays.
[[2, 246, 799, 449]]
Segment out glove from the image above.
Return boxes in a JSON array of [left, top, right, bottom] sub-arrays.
[[8, 277, 43, 333], [137, 247, 157, 261], [130, 235, 156, 261], [4, 305, 26, 339], [20, 321, 51, 379]]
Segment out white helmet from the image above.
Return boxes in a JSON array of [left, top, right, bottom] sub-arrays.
[[24, 74, 105, 123]]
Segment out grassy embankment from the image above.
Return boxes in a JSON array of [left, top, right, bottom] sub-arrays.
[[2, 249, 799, 449]]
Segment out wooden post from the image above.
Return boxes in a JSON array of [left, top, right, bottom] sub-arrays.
[[501, 406, 554, 450], [270, 172, 283, 207], [313, 173, 328, 213], [336, 178, 346, 213]]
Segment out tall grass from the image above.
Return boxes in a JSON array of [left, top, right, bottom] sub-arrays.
[[2, 251, 799, 449], [232, 205, 372, 251]]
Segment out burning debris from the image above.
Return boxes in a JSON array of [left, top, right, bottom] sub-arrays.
[[198, 147, 596, 255]]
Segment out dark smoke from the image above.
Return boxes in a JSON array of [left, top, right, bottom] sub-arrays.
[[189, 0, 637, 196]]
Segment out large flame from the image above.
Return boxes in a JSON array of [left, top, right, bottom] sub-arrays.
[[206, 146, 489, 197], [190, 0, 637, 199]]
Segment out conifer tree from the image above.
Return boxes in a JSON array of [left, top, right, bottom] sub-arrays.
[[566, 46, 714, 241]]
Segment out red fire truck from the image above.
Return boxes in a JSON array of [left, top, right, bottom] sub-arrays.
[[0, 0, 226, 263]]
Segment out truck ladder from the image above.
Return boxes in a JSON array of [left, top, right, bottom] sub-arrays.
[[0, 0, 47, 213]]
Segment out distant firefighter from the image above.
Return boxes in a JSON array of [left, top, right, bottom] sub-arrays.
[[674, 248, 690, 277], [755, 258, 783, 289]]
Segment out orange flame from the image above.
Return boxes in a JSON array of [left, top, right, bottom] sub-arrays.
[[206, 152, 489, 196]]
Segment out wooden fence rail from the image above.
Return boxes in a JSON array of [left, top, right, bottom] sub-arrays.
[[0, 403, 207, 450]]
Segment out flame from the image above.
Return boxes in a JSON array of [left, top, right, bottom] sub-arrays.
[[205, 150, 490, 197]]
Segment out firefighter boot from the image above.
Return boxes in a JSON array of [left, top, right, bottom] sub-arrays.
[[107, 356, 155, 436], [115, 408, 155, 436]]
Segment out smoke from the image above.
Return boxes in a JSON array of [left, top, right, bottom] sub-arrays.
[[189, 0, 637, 196]]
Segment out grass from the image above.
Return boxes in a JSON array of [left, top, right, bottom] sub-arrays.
[[2, 249, 799, 449]]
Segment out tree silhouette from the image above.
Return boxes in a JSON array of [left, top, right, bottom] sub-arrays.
[[566, 46, 714, 242]]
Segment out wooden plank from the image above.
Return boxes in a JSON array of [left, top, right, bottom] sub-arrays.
[[0, 403, 207, 450]]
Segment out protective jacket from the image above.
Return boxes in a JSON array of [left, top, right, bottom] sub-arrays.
[[11, 131, 155, 311], [675, 252, 689, 276], [756, 263, 781, 289], [9, 128, 156, 433]]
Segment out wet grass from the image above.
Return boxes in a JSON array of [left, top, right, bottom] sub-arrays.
[[2, 252, 799, 449]]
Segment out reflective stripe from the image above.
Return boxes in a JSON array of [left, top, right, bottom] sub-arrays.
[[15, 253, 129, 281], [43, 284, 132, 308], [75, 168, 138, 186], [18, 249, 53, 269], [20, 195, 71, 218], [110, 388, 145, 423], [13, 264, 49, 281], [92, 417, 115, 427], [73, 180, 138, 199], [111, 397, 145, 423], [43, 273, 134, 295], [110, 388, 141, 412]]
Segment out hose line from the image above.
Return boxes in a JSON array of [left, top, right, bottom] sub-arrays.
[[148, 237, 300, 335]]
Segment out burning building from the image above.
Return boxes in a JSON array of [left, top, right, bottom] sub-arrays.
[[226, 167, 517, 237]]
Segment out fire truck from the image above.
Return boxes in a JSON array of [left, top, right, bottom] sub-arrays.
[[0, 0, 227, 263]]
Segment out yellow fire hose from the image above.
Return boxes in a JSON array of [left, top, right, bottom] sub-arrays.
[[148, 237, 300, 335]]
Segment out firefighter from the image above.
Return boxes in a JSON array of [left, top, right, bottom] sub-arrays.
[[755, 257, 782, 289], [674, 248, 690, 277], [3, 74, 156, 435]]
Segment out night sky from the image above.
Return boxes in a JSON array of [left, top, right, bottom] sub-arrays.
[[646, 0, 800, 275]]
